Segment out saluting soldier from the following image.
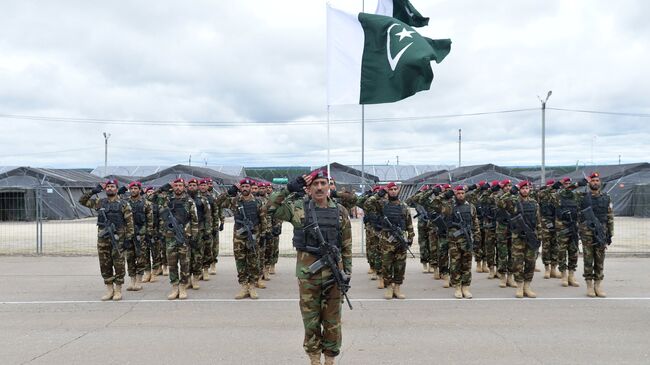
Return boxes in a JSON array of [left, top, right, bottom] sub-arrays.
[[124, 181, 154, 290]]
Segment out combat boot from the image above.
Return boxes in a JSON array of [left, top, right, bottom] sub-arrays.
[[256, 278, 267, 289], [568, 271, 580, 287], [476, 261, 483, 273], [499, 274, 507, 288], [126, 277, 136, 291], [370, 272, 377, 280], [534, 264, 541, 272], [561, 271, 569, 287], [202, 268, 210, 281], [383, 283, 394, 300], [506, 274, 516, 288], [113, 284, 123, 301], [263, 266, 271, 281], [167, 284, 179, 300], [524, 281, 537, 298], [149, 270, 157, 283], [269, 264, 276, 275], [515, 282, 524, 298], [482, 261, 488, 273], [162, 265, 169, 276], [178, 284, 188, 300], [142, 271, 151, 283], [586, 280, 596, 297], [462, 285, 472, 299], [307, 352, 321, 365], [454, 285, 463, 299], [324, 355, 335, 365], [551, 265, 561, 278], [209, 263, 217, 275], [377, 276, 385, 289], [432, 267, 440, 280], [249, 284, 259, 300], [544, 265, 551, 279], [367, 267, 374, 274], [101, 284, 114, 301], [422, 263, 429, 273], [194, 274, 202, 289], [393, 284, 406, 299], [594, 280, 607, 297], [488, 266, 496, 279], [442, 275, 450, 288], [235, 284, 249, 299], [134, 275, 143, 291]]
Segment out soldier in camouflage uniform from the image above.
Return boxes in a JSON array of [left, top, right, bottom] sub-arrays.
[[363, 186, 388, 287], [157, 178, 199, 300], [266, 183, 282, 275], [406, 186, 432, 273], [464, 183, 485, 273], [478, 181, 499, 279], [187, 178, 212, 289], [442, 185, 481, 299], [267, 170, 352, 365], [124, 181, 154, 291], [420, 184, 454, 287], [497, 181, 543, 298], [578, 172, 614, 297], [358, 187, 379, 281], [415, 185, 441, 279], [255, 182, 273, 281], [145, 187, 163, 281], [537, 179, 561, 279], [495, 179, 516, 288], [198, 178, 220, 279], [206, 178, 225, 274], [365, 182, 415, 300], [79, 179, 135, 301], [216, 178, 270, 299], [553, 178, 582, 287]]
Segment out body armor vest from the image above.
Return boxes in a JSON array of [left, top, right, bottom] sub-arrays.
[[170, 198, 189, 225], [518, 199, 538, 229], [192, 195, 206, 223], [496, 207, 510, 224], [383, 201, 406, 230], [586, 193, 610, 223], [557, 194, 578, 222], [292, 200, 342, 254], [451, 203, 472, 227], [539, 196, 555, 218], [98, 199, 125, 228], [234, 199, 259, 228], [129, 199, 146, 228]]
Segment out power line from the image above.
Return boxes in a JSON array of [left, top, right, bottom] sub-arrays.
[[548, 107, 650, 117], [0, 147, 99, 158]]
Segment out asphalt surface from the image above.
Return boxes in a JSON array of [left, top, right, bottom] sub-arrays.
[[1, 255, 649, 365]]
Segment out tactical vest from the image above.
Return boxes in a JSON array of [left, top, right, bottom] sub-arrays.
[[539, 197, 555, 218], [129, 199, 146, 228], [192, 195, 206, 223], [589, 194, 610, 223], [151, 201, 159, 229], [169, 198, 190, 225], [451, 203, 472, 227], [98, 199, 125, 229], [292, 200, 342, 254], [518, 199, 538, 229], [557, 194, 578, 222], [234, 199, 259, 228], [383, 201, 406, 230], [496, 207, 510, 224]]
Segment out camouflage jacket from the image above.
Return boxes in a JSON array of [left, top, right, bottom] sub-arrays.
[[156, 192, 199, 240], [79, 192, 135, 240], [188, 192, 213, 233], [126, 195, 155, 237], [577, 189, 614, 236], [215, 192, 270, 236], [441, 198, 481, 242], [497, 192, 543, 237], [364, 194, 415, 241]]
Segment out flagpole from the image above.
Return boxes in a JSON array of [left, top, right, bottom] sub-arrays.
[[360, 0, 366, 255], [327, 105, 331, 177]]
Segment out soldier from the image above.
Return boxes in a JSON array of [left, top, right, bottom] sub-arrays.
[[538, 179, 561, 279], [206, 178, 225, 275], [198, 178, 219, 279], [124, 181, 154, 290], [359, 186, 380, 281], [365, 182, 415, 300], [157, 178, 199, 300], [551, 178, 580, 287], [79, 180, 134, 301], [255, 182, 273, 281], [216, 178, 270, 299], [267, 170, 352, 365], [442, 185, 481, 298], [495, 179, 516, 288], [578, 172, 613, 297], [479, 181, 499, 279], [186, 178, 212, 289], [267, 183, 282, 275], [465, 183, 484, 273], [145, 187, 163, 281], [406, 185, 432, 273], [420, 185, 442, 279], [498, 181, 543, 298]]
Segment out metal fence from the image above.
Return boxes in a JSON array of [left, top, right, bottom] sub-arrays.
[[1, 192, 649, 256]]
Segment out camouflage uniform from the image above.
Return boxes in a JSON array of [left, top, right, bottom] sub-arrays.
[[406, 191, 431, 268], [538, 187, 559, 270], [201, 190, 221, 272], [146, 192, 164, 274], [443, 197, 481, 288], [157, 192, 199, 286], [125, 195, 154, 280], [466, 188, 484, 267], [187, 191, 212, 283], [554, 188, 581, 274], [361, 193, 384, 276], [79, 191, 134, 286], [578, 189, 614, 282], [479, 189, 498, 272], [495, 191, 514, 278], [267, 189, 352, 359], [419, 189, 452, 280]]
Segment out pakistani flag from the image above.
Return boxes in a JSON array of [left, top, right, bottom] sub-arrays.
[[375, 0, 430, 27], [327, 5, 451, 105]]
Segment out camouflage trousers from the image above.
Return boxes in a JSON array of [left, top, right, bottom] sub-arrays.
[[144, 237, 163, 271], [160, 235, 167, 265], [202, 234, 215, 269], [449, 237, 473, 286], [556, 231, 579, 272], [511, 234, 536, 283], [271, 236, 280, 265], [427, 228, 439, 267], [541, 217, 558, 266], [189, 233, 208, 277], [496, 223, 513, 274], [366, 227, 382, 274], [473, 228, 486, 263], [296, 251, 343, 357], [165, 238, 190, 285], [417, 223, 431, 264], [437, 236, 450, 275], [97, 238, 125, 285], [483, 227, 497, 267], [124, 238, 146, 277], [233, 234, 260, 285], [581, 232, 606, 281], [262, 236, 276, 267], [213, 231, 220, 264], [380, 236, 407, 286]]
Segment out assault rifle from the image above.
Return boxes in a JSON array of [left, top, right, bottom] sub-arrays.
[[558, 210, 580, 247], [413, 205, 430, 222], [161, 204, 187, 247], [304, 202, 353, 310], [382, 216, 415, 258], [580, 205, 607, 246], [450, 210, 474, 251], [235, 204, 257, 254], [98, 208, 121, 253], [510, 201, 541, 250]]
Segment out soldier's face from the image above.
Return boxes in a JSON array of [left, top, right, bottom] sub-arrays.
[[188, 183, 198, 192], [199, 184, 208, 193], [562, 180, 571, 188], [146, 190, 154, 197], [266, 186, 272, 194], [240, 184, 251, 196], [309, 178, 328, 201], [520, 186, 530, 197], [173, 182, 185, 195], [129, 186, 141, 197], [251, 186, 259, 194], [105, 184, 117, 196], [388, 186, 399, 198], [329, 181, 336, 191], [589, 177, 601, 190], [454, 190, 465, 201]]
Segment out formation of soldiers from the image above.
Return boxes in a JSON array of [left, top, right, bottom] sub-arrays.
[[80, 170, 613, 365]]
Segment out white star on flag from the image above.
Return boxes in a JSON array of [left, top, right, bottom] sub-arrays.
[[395, 27, 415, 41]]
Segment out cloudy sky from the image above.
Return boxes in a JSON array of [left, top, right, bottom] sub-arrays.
[[0, 0, 648, 170]]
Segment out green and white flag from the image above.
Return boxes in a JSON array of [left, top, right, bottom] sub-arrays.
[[327, 5, 451, 105], [375, 0, 430, 27]]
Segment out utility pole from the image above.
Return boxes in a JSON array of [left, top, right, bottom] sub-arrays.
[[189, 154, 192, 166], [102, 132, 111, 177], [538, 91, 552, 183], [396, 155, 399, 166], [458, 129, 461, 167]]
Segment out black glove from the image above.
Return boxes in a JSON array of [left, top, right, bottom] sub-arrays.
[[227, 185, 239, 197], [330, 190, 338, 198], [377, 189, 386, 198], [480, 183, 489, 191], [510, 185, 519, 195], [272, 225, 282, 237], [117, 186, 128, 195], [578, 178, 588, 187], [364, 189, 373, 196], [160, 183, 172, 192], [552, 181, 562, 190], [219, 222, 224, 231], [443, 190, 454, 199], [91, 184, 103, 195], [467, 184, 478, 191], [490, 184, 501, 192], [287, 176, 306, 193], [606, 232, 612, 245], [432, 186, 442, 195]]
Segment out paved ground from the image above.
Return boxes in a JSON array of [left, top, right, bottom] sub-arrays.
[[1, 256, 649, 365]]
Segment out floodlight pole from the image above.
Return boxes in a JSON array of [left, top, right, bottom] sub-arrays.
[[539, 91, 552, 183], [103, 132, 111, 177]]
